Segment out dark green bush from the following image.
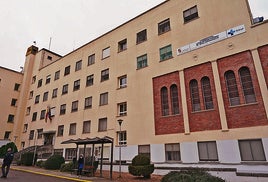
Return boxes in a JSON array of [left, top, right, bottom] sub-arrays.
[[21, 152, 34, 166], [36, 160, 45, 168], [161, 169, 225, 182], [44, 155, 65, 170], [128, 154, 154, 179], [60, 161, 74, 172], [0, 142, 18, 158]]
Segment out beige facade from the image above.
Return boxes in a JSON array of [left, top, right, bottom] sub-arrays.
[[1, 0, 268, 178]]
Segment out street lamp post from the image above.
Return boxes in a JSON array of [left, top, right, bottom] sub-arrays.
[[117, 119, 123, 178]]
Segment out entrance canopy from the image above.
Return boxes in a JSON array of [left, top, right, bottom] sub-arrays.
[[61, 136, 114, 180]]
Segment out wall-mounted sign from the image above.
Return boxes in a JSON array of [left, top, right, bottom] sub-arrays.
[[177, 24, 246, 56]]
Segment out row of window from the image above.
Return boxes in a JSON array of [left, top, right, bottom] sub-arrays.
[[160, 66, 256, 116]]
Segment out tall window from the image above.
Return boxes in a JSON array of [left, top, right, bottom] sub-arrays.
[[201, 77, 214, 110], [183, 6, 198, 23], [4, 131, 11, 140], [75, 60, 82, 71], [138, 145, 150, 159], [29, 130, 34, 140], [160, 45, 172, 61], [101, 69, 109, 82], [14, 83, 20, 91], [40, 110, 46, 120], [52, 88, 58, 98], [102, 47, 110, 59], [29, 91, 33, 99], [118, 75, 127, 88], [170, 85, 179, 115], [198, 141, 218, 161], [100, 92, 108, 105], [60, 104, 66, 115], [161, 87, 169, 116], [11, 99, 17, 106], [69, 123, 76, 135], [98, 118, 107, 132], [190, 79, 201, 112], [83, 120, 91, 133], [64, 65, 71, 76], [118, 131, 127, 145], [137, 54, 148, 69], [54, 70, 60, 80], [37, 129, 43, 139], [32, 112, 37, 121], [46, 75, 51, 84], [84, 97, 92, 109], [73, 79, 80, 91], [136, 29, 147, 44], [88, 54, 95, 66], [225, 71, 240, 106], [57, 125, 64, 136], [118, 102, 127, 116], [165, 143, 180, 161], [23, 124, 28, 132], [239, 139, 266, 161], [71, 100, 78, 112], [43, 92, 49, 102], [239, 67, 256, 103], [7, 114, 14, 123], [158, 19, 170, 34], [86, 74, 94, 86], [118, 39, 127, 52], [35, 95, 40, 104], [62, 84, 68, 95], [37, 79, 42, 88]]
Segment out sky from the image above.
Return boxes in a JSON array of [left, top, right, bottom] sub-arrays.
[[0, 0, 267, 72]]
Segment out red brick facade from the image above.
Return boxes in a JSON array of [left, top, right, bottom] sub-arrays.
[[258, 44, 268, 88], [217, 51, 268, 128], [184, 62, 221, 132], [153, 72, 184, 135]]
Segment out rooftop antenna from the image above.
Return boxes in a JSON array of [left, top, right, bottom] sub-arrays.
[[49, 37, 52, 50]]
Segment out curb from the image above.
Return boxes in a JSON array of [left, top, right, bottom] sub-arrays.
[[11, 167, 92, 182]]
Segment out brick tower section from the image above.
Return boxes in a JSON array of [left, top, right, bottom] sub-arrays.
[[258, 44, 268, 87]]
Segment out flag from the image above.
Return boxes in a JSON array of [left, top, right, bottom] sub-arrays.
[[45, 106, 52, 122]]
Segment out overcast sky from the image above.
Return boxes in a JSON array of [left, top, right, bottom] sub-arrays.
[[0, 0, 267, 72]]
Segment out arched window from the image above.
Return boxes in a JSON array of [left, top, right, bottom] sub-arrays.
[[239, 67, 256, 103], [225, 70, 240, 106], [190, 79, 201, 111], [201, 77, 214, 110], [170, 84, 179, 115], [161, 87, 169, 116]]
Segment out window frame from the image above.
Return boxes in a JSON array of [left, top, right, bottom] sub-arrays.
[[98, 118, 107, 132], [159, 44, 173, 61], [71, 100, 79, 112], [99, 92, 108, 106], [102, 47, 110, 59], [118, 39, 127, 52], [62, 84, 68, 95], [73, 79, 80, 91], [136, 29, 147, 44], [239, 139, 266, 161], [118, 102, 127, 116], [82, 120, 91, 134], [84, 97, 92, 109], [198, 141, 219, 161], [137, 54, 148, 69], [165, 143, 181, 161], [183, 5, 199, 23], [75, 60, 82, 71], [57, 125, 64, 136], [158, 18, 171, 35], [101, 69, 109, 82], [201, 77, 214, 110], [64, 65, 71, 76], [60, 104, 66, 115], [86, 74, 94, 86], [69, 123, 77, 135], [190, 79, 201, 112], [88, 54, 95, 66]]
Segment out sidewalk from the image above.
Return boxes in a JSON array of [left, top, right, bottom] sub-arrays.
[[11, 165, 162, 182]]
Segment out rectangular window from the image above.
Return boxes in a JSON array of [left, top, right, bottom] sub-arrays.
[[118, 39, 127, 52], [29, 91, 33, 99], [98, 118, 107, 132], [183, 5, 198, 23], [54, 70, 60, 80], [88, 54, 95, 66], [160, 45, 173, 61], [136, 29, 147, 44], [23, 124, 28, 133], [83, 120, 91, 133], [158, 19, 170, 34], [43, 92, 49, 102], [102, 47, 110, 59], [69, 123, 76, 135], [4, 131, 11, 140], [73, 79, 80, 91], [84, 97, 92, 109], [32, 76, 36, 84], [26, 107, 31, 115], [75, 60, 82, 71], [40, 110, 46, 120], [118, 75, 127, 88], [29, 130, 34, 140], [165, 143, 181, 161], [65, 148, 76, 160], [198, 141, 218, 161], [86, 74, 94, 86], [14, 83, 20, 91], [100, 92, 108, 106], [62, 84, 68, 95], [37, 129, 43, 139], [64, 65, 71, 76], [11, 99, 17, 106], [7, 114, 14, 123], [32, 112, 37, 121], [37, 79, 42, 88], [118, 131, 127, 145], [58, 125, 64, 136], [239, 139, 266, 161], [101, 69, 109, 82], [118, 102, 127, 116], [71, 100, 78, 112], [60, 104, 66, 115], [137, 54, 148, 69], [35, 95, 40, 104], [52, 88, 58, 98], [138, 145, 150, 159], [46, 75, 51, 84]]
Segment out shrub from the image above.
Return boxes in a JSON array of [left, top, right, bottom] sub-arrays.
[[128, 154, 154, 179], [161, 169, 225, 182], [0, 142, 18, 158], [36, 160, 45, 168], [60, 162, 74, 172], [44, 155, 65, 170], [21, 152, 34, 166]]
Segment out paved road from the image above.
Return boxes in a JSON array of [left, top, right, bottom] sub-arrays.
[[3, 170, 84, 182]]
